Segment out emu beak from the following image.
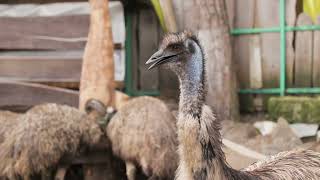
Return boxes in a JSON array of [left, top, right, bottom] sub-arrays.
[[146, 49, 179, 70]]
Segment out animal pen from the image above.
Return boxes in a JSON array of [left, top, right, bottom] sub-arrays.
[[0, 0, 128, 179], [225, 0, 320, 113], [1, 0, 320, 179], [124, 0, 320, 113], [0, 0, 172, 179], [234, 0, 320, 95]]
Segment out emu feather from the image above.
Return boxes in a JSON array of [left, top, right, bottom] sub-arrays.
[[0, 103, 102, 179], [107, 96, 178, 180], [0, 111, 20, 144]]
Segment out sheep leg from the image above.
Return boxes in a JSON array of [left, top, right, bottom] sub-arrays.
[[125, 161, 136, 180]]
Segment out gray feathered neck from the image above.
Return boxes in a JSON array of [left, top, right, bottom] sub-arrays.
[[178, 38, 206, 119]]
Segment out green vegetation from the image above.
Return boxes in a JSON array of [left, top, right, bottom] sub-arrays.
[[268, 96, 320, 123]]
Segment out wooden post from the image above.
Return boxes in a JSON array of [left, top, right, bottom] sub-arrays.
[[159, 0, 178, 32], [295, 13, 313, 87], [173, 0, 240, 121], [233, 0, 255, 112], [313, 17, 320, 87], [79, 0, 115, 111], [79, 0, 117, 179]]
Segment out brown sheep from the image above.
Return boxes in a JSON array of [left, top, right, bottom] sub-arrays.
[[0, 103, 103, 179], [107, 96, 178, 180]]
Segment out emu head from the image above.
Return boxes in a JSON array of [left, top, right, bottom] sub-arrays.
[[146, 31, 203, 77]]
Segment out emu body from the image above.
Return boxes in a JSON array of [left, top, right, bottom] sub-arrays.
[[0, 104, 102, 179], [0, 111, 20, 144], [107, 96, 178, 180], [146, 31, 320, 180]]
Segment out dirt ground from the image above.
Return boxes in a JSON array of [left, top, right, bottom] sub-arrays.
[[222, 113, 320, 169]]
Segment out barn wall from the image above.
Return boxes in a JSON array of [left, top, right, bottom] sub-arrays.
[[1, 0, 85, 4]]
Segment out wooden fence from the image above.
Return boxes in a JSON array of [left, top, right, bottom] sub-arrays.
[[4, 0, 319, 112], [227, 0, 320, 111]]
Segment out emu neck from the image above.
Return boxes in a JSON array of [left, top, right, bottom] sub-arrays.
[[178, 48, 205, 118], [176, 42, 257, 180]]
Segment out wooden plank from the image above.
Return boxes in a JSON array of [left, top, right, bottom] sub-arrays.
[[249, 36, 263, 111], [286, 0, 297, 87], [0, 81, 79, 108], [255, 0, 296, 109], [313, 17, 320, 87], [256, 0, 280, 89], [0, 55, 82, 82], [138, 8, 159, 91], [256, 0, 296, 88], [2, 0, 86, 3], [3, 0, 118, 3], [249, 36, 262, 89], [233, 0, 255, 112], [0, 50, 124, 88], [0, 15, 89, 50], [226, 0, 235, 28], [294, 13, 313, 87]]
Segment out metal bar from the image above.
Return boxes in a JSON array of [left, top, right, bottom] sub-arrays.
[[239, 88, 320, 94], [124, 11, 160, 97], [286, 25, 320, 31], [124, 12, 134, 96], [279, 0, 286, 96], [231, 27, 281, 35], [239, 88, 281, 94], [234, 1, 320, 95], [286, 88, 320, 94], [231, 25, 320, 35]]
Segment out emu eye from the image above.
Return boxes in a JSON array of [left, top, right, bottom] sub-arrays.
[[170, 44, 180, 51]]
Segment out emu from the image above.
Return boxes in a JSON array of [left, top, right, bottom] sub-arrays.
[[146, 31, 320, 180], [0, 103, 103, 179], [107, 96, 178, 180], [0, 111, 20, 144]]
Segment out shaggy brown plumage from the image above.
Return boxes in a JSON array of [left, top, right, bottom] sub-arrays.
[[0, 111, 20, 144], [0, 103, 103, 179], [146, 31, 320, 180], [107, 96, 178, 180]]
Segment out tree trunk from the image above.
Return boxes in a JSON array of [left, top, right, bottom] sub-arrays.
[[79, 0, 115, 111], [159, 0, 178, 32], [173, 0, 239, 121], [79, 0, 118, 179]]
